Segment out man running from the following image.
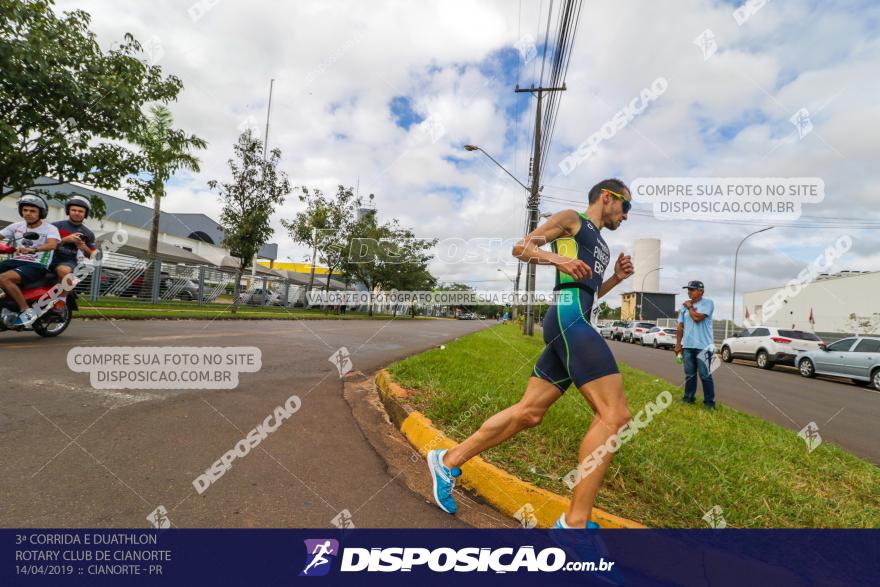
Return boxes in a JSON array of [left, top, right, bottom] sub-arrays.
[[50, 195, 97, 284], [427, 179, 634, 530], [0, 194, 60, 326]]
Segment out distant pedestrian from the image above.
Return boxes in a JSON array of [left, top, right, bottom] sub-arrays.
[[674, 280, 716, 410]]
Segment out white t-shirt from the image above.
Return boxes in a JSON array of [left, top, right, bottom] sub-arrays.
[[0, 221, 61, 267]]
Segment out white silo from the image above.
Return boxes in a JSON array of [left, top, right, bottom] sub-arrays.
[[632, 239, 661, 292]]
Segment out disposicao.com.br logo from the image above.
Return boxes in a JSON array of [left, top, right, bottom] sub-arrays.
[[300, 539, 340, 577], [300, 542, 614, 575]]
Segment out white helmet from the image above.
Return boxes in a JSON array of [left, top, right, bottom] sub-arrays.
[[65, 194, 92, 218], [17, 193, 48, 220]]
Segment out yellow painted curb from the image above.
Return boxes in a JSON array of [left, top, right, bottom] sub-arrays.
[[376, 369, 644, 529]]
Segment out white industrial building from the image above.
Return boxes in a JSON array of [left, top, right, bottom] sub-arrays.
[[743, 271, 880, 334], [620, 238, 677, 321]]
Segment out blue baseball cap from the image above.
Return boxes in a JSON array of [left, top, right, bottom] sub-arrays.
[[683, 280, 705, 290]]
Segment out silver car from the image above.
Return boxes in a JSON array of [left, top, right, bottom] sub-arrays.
[[623, 321, 656, 344], [796, 335, 880, 390], [239, 287, 284, 306]]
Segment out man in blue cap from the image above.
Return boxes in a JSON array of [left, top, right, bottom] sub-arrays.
[[674, 280, 716, 409]]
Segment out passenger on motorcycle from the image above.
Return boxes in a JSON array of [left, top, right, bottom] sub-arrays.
[[50, 195, 97, 283], [0, 194, 60, 326]]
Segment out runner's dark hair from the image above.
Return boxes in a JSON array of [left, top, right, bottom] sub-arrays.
[[588, 178, 630, 204]]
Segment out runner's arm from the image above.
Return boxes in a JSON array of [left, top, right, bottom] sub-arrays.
[[512, 210, 591, 280], [597, 252, 634, 298]]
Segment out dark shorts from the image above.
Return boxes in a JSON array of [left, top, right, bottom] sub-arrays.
[[0, 259, 49, 285], [49, 259, 78, 272], [533, 287, 620, 392]]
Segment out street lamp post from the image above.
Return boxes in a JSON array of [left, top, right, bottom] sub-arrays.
[[99, 208, 132, 230], [464, 145, 529, 191], [465, 144, 531, 329], [728, 226, 773, 339], [638, 267, 662, 319]]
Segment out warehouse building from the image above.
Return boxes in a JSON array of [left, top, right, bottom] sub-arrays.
[[742, 271, 880, 334]]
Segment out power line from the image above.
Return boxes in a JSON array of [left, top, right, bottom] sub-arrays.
[[539, 195, 880, 228]]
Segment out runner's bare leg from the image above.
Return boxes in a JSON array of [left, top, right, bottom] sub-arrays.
[[565, 372, 631, 527], [443, 376, 561, 469]]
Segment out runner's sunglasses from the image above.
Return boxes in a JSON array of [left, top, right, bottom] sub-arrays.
[[604, 189, 631, 214]]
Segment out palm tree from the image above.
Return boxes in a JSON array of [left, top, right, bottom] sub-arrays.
[[130, 105, 207, 262]]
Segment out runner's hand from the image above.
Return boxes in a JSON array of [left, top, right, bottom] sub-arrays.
[[674, 344, 682, 354], [614, 252, 634, 280], [555, 258, 592, 280]]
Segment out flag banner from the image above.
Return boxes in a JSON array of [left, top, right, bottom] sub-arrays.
[[4, 529, 877, 586]]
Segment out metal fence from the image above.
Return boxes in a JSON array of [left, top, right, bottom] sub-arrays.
[[68, 250, 459, 317], [73, 251, 310, 308]]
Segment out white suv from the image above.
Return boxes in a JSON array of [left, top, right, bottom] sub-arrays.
[[720, 326, 825, 369]]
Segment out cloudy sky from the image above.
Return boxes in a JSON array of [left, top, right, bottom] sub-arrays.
[[56, 0, 880, 319]]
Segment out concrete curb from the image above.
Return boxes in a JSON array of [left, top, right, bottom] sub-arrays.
[[375, 369, 645, 529]]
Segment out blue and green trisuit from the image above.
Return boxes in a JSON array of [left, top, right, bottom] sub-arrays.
[[533, 212, 620, 392]]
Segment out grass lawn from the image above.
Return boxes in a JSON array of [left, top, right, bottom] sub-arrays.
[[75, 297, 433, 320], [388, 324, 880, 528]]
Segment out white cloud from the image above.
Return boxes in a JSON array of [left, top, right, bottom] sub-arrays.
[[52, 0, 880, 318]]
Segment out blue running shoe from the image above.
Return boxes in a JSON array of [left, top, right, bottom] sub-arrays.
[[427, 449, 460, 514], [552, 514, 601, 530], [551, 518, 624, 585]]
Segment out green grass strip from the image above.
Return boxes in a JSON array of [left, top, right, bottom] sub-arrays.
[[388, 324, 880, 528]]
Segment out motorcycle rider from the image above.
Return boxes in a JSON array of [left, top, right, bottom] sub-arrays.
[[50, 195, 97, 284], [0, 194, 60, 326]]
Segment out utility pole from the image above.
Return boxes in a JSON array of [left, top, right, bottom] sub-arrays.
[[515, 83, 565, 335], [252, 78, 275, 282]]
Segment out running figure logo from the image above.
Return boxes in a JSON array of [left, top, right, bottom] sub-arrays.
[[300, 539, 339, 577], [798, 421, 822, 452], [329, 347, 353, 378]]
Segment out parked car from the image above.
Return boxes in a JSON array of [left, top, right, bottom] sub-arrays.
[[102, 268, 171, 298], [796, 336, 880, 389], [720, 326, 825, 369], [623, 321, 656, 343], [239, 287, 283, 306], [608, 320, 631, 341], [599, 322, 615, 338], [164, 277, 220, 302], [642, 326, 678, 349]]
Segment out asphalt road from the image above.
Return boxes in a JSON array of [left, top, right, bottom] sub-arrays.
[[603, 337, 880, 464], [3, 317, 876, 530], [0, 318, 491, 528]]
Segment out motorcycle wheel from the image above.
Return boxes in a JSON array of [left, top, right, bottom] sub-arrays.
[[33, 305, 72, 338]]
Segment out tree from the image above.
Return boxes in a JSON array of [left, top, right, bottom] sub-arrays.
[[281, 185, 359, 309], [339, 213, 437, 317], [598, 301, 620, 320], [384, 254, 437, 318], [316, 188, 359, 295], [127, 105, 206, 262], [0, 0, 183, 213], [209, 130, 290, 311]]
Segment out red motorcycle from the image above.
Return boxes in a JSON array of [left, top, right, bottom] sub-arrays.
[[0, 242, 78, 337]]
